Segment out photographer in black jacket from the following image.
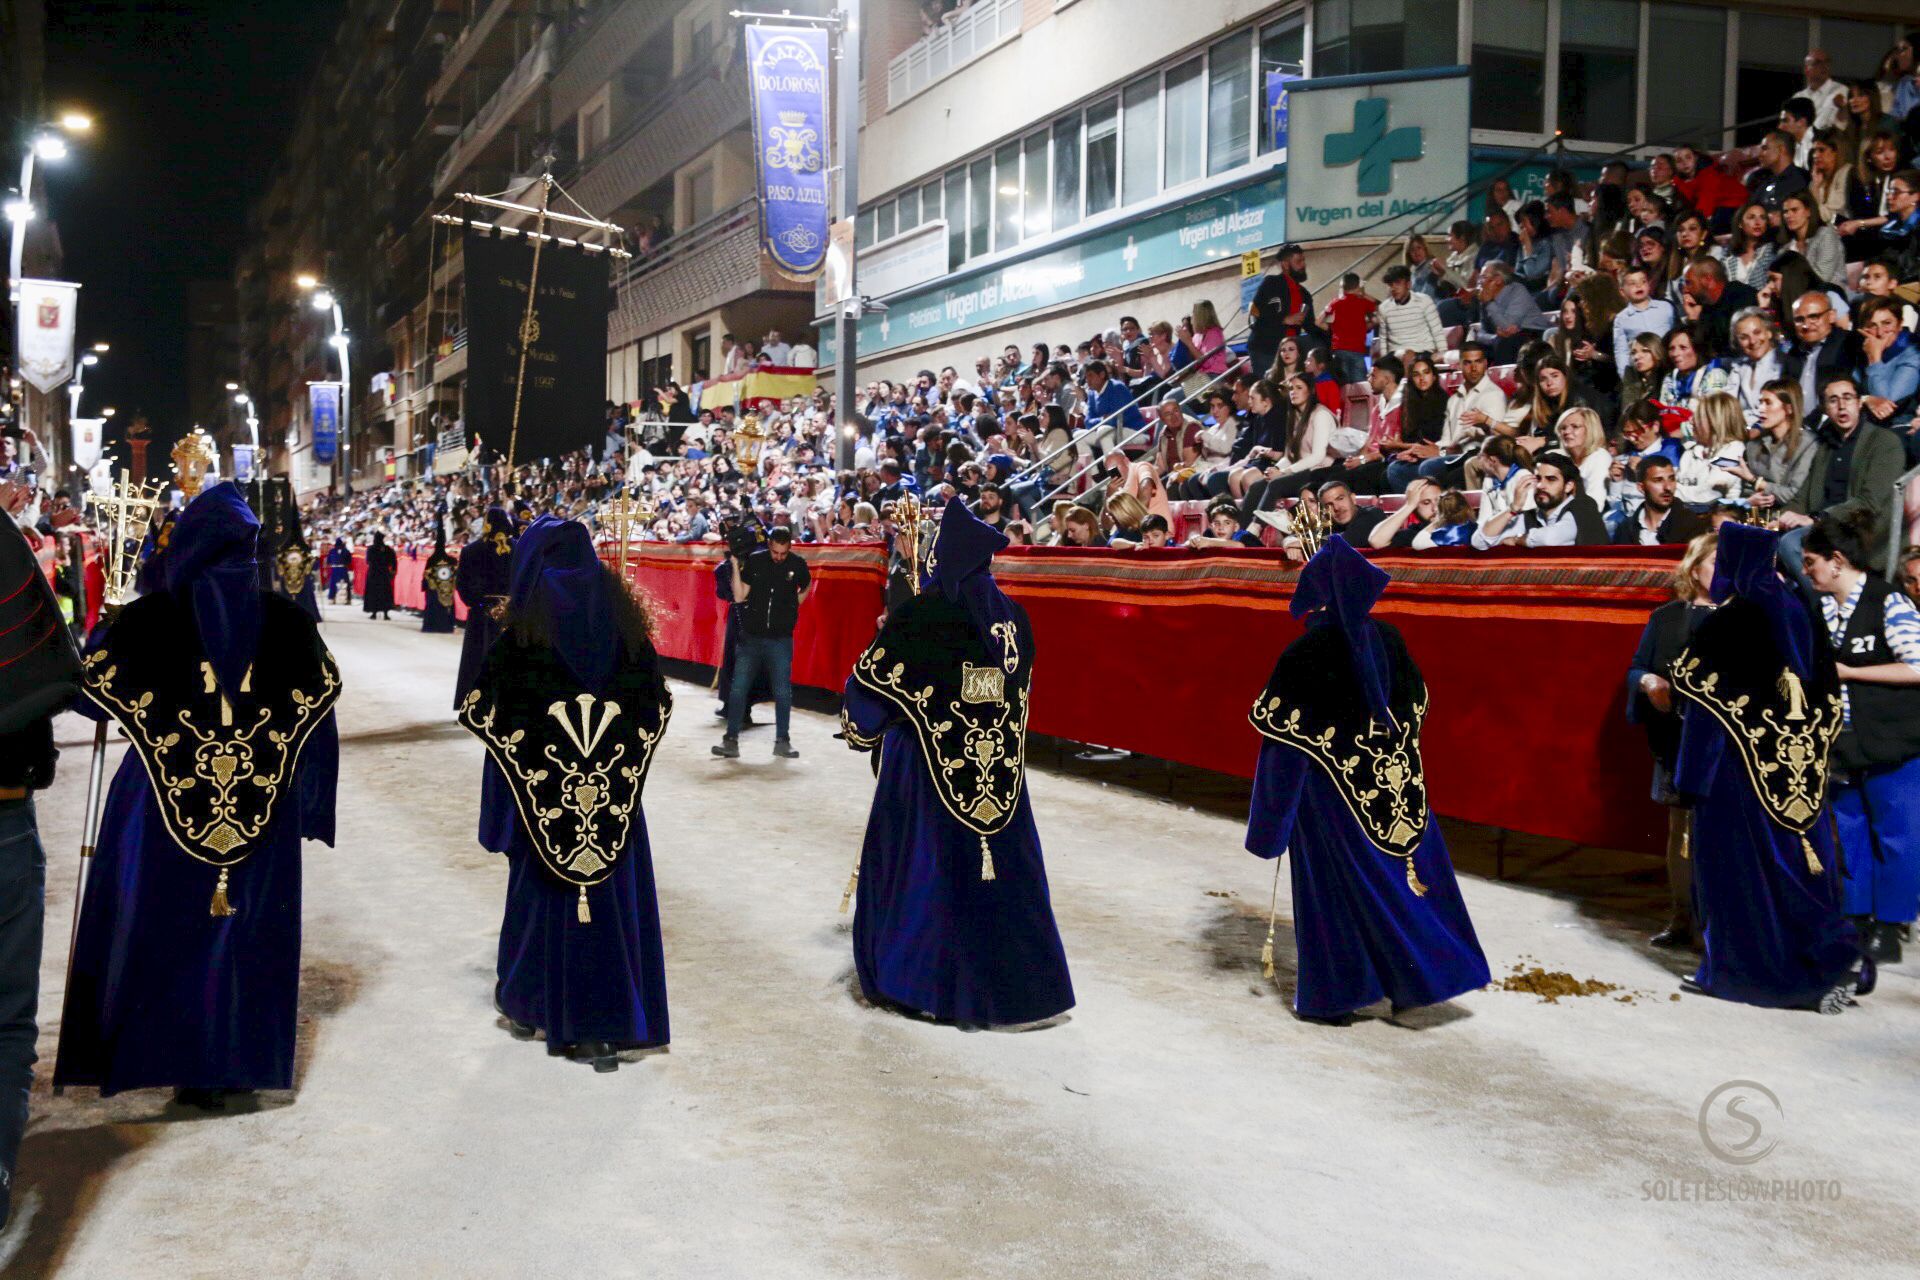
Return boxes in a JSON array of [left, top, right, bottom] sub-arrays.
[[712, 527, 811, 760]]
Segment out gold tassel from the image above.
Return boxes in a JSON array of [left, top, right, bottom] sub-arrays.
[[1261, 856, 1282, 980], [979, 834, 996, 882], [577, 886, 592, 924], [1405, 858, 1429, 897], [209, 868, 236, 918], [1801, 836, 1823, 876], [839, 862, 859, 914], [1679, 818, 1691, 861]]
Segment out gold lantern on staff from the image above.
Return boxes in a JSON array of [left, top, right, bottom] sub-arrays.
[[170, 429, 218, 499], [732, 412, 770, 472]]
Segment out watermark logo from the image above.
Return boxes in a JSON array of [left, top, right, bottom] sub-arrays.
[[1697, 1080, 1782, 1166]]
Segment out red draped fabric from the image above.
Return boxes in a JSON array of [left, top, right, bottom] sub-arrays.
[[612, 542, 1679, 854]]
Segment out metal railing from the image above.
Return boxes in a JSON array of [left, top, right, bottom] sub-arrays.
[[886, 0, 1021, 110], [615, 198, 758, 293]]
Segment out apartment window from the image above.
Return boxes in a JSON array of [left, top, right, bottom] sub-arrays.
[[1085, 100, 1117, 217], [1022, 131, 1050, 238], [968, 156, 990, 258], [1472, 0, 1545, 134], [1558, 0, 1637, 143], [685, 163, 715, 224], [1121, 75, 1158, 207], [898, 189, 921, 234], [876, 199, 897, 243], [993, 142, 1022, 250], [1736, 13, 1808, 145], [1312, 0, 1458, 78], [1258, 18, 1304, 154], [920, 180, 942, 225], [1051, 114, 1082, 231], [687, 331, 711, 382], [1207, 32, 1251, 176], [944, 167, 966, 266], [689, 16, 715, 68], [1645, 3, 1724, 149], [856, 207, 878, 250], [578, 92, 611, 162], [1163, 58, 1204, 190]]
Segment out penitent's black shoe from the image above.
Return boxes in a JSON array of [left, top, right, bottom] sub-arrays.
[[1648, 926, 1693, 950], [773, 739, 799, 759], [1864, 922, 1903, 964], [570, 1042, 619, 1072], [172, 1087, 226, 1112]]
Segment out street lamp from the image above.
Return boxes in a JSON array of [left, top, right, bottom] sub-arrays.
[[298, 274, 351, 495], [10, 111, 93, 305]]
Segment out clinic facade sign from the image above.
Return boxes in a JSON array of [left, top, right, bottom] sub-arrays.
[[1284, 67, 1470, 246]]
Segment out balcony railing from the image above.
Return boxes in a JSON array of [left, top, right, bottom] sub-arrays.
[[885, 0, 1021, 110], [433, 24, 556, 196], [611, 199, 794, 348]]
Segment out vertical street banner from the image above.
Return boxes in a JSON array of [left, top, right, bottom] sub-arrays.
[[746, 24, 830, 281], [461, 224, 610, 465], [17, 279, 79, 394], [231, 444, 256, 483], [70, 416, 104, 470], [309, 381, 342, 465]]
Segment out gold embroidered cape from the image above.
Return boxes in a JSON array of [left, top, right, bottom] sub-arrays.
[[847, 592, 1031, 837], [82, 593, 342, 870], [1669, 650, 1840, 835], [458, 637, 671, 891]]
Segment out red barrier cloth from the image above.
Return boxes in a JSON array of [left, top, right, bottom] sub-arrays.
[[350, 550, 469, 621], [610, 541, 1680, 853]]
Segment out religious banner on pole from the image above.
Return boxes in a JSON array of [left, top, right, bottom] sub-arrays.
[[746, 24, 830, 281], [309, 381, 342, 465], [231, 444, 256, 483], [16, 278, 79, 394], [461, 224, 610, 465], [70, 416, 104, 470]]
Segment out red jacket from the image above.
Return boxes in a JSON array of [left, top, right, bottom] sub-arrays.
[[1676, 163, 1748, 218]]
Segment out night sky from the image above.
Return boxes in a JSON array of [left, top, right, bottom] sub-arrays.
[[43, 0, 344, 447]]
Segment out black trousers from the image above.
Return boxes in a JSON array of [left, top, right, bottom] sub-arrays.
[[0, 797, 45, 1229]]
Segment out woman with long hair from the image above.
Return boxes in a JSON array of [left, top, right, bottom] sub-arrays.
[[459, 516, 673, 1070], [1518, 354, 1586, 451], [1267, 333, 1306, 384], [1225, 378, 1287, 502], [1807, 131, 1856, 228], [1240, 371, 1338, 517], [1399, 356, 1449, 456], [1720, 202, 1779, 290], [1664, 211, 1716, 309], [1839, 130, 1906, 260], [1780, 190, 1845, 286], [1732, 379, 1811, 516], [1190, 298, 1227, 376], [1673, 392, 1749, 506], [1633, 226, 1672, 296], [1626, 529, 1718, 947]]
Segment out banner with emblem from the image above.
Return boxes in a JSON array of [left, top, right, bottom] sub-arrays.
[[746, 24, 830, 281], [17, 278, 79, 394], [461, 224, 609, 465], [308, 381, 341, 465], [70, 416, 105, 470]]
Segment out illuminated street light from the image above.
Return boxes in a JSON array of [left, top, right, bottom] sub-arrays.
[[295, 273, 319, 290], [81, 353, 97, 366], [58, 112, 92, 133], [225, 381, 239, 390], [92, 341, 109, 353], [101, 407, 116, 417], [4, 199, 31, 224], [312, 290, 334, 312], [32, 135, 68, 161]]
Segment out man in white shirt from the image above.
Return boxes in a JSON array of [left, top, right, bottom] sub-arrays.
[[760, 329, 793, 365], [787, 341, 817, 368], [1793, 50, 1848, 131], [1374, 265, 1448, 359], [1473, 453, 1608, 548]]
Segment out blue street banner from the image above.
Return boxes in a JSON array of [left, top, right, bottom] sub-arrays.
[[231, 444, 255, 483], [309, 381, 341, 465], [746, 24, 830, 281]]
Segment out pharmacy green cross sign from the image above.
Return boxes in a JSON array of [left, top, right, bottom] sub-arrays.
[[1323, 97, 1422, 196], [1283, 67, 1468, 245]]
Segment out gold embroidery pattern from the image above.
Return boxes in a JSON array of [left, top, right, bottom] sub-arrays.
[[428, 561, 457, 609], [1250, 691, 1431, 877], [489, 532, 512, 556], [988, 620, 1019, 674], [853, 644, 1027, 836], [277, 546, 311, 597], [459, 689, 669, 885], [839, 706, 883, 750], [1670, 654, 1839, 834], [82, 648, 341, 867], [960, 664, 1005, 704]]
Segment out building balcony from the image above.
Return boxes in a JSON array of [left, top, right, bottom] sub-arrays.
[[885, 0, 1021, 111], [556, 69, 745, 225], [432, 24, 556, 196], [609, 199, 808, 347], [428, 0, 516, 108]]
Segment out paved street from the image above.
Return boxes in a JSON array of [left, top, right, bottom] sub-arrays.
[[4, 604, 1916, 1278]]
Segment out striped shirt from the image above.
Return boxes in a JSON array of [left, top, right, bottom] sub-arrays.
[[1821, 577, 1920, 722]]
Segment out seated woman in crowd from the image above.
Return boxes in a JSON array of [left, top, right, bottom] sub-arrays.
[[1553, 406, 1613, 499], [1187, 299, 1228, 376], [1470, 435, 1534, 533], [1839, 131, 1908, 261], [1664, 211, 1718, 311], [1621, 331, 1669, 413], [1633, 227, 1672, 299], [1860, 297, 1918, 443], [1731, 380, 1812, 518], [1806, 132, 1855, 228], [1673, 392, 1750, 508], [1627, 186, 1669, 234], [1657, 323, 1732, 414], [1056, 504, 1106, 548], [1515, 354, 1590, 454], [1720, 203, 1779, 292], [1170, 388, 1241, 501], [1780, 191, 1846, 288], [1223, 378, 1287, 504], [1267, 334, 1305, 385], [1728, 309, 1785, 427], [1237, 373, 1337, 519]]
